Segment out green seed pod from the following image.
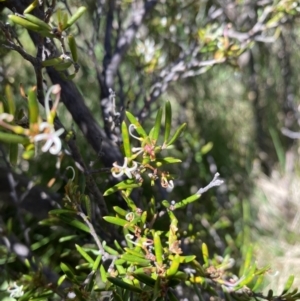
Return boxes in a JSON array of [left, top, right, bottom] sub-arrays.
[[68, 35, 78, 62], [9, 15, 44, 32], [24, 13, 52, 31]]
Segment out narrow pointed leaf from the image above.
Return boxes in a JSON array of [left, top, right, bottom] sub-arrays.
[[24, 14, 52, 31], [75, 244, 94, 264], [121, 120, 132, 158], [132, 273, 155, 287], [202, 243, 209, 266], [167, 123, 187, 146], [103, 216, 135, 231], [24, 0, 39, 13], [68, 35, 78, 62], [62, 6, 87, 30], [5, 85, 15, 116], [164, 101, 172, 143], [154, 232, 163, 265], [150, 107, 162, 143], [167, 254, 180, 277], [121, 254, 151, 266], [174, 194, 200, 209], [0, 132, 29, 144], [282, 275, 294, 295], [107, 277, 142, 293], [104, 179, 141, 196], [113, 206, 128, 216], [28, 87, 39, 124], [58, 215, 90, 233]]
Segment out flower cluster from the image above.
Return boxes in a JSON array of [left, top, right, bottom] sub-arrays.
[[111, 122, 174, 190]]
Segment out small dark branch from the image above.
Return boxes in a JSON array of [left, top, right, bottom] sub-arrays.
[[103, 0, 115, 70], [35, 36, 45, 105], [0, 21, 37, 65], [104, 0, 158, 89], [0, 145, 31, 248], [47, 66, 122, 167], [100, 0, 157, 136], [138, 58, 225, 120]]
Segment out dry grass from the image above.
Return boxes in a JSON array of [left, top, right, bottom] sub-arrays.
[[251, 159, 300, 294]]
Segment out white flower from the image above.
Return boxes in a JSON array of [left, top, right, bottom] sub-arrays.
[[7, 282, 24, 298], [111, 157, 138, 179], [34, 122, 64, 155]]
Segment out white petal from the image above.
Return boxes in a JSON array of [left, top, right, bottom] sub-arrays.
[[49, 136, 62, 154], [41, 139, 53, 152]]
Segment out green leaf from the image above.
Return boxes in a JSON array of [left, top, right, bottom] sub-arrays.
[[27, 88, 39, 125], [60, 262, 77, 282], [104, 179, 142, 196], [23, 14, 52, 31], [68, 35, 78, 62], [168, 255, 196, 263], [201, 142, 213, 155], [150, 107, 163, 143], [132, 272, 155, 287], [103, 216, 134, 231], [62, 6, 87, 30], [153, 232, 163, 266], [24, 0, 39, 14], [155, 157, 181, 166], [8, 15, 52, 36], [126, 111, 147, 138], [92, 254, 102, 271], [121, 120, 132, 158], [166, 254, 180, 277], [282, 275, 294, 295], [0, 132, 29, 144], [174, 194, 200, 209], [240, 245, 253, 276], [59, 215, 90, 233], [121, 254, 151, 266], [202, 243, 209, 266], [124, 248, 145, 258], [113, 206, 128, 216], [107, 277, 142, 293], [103, 244, 119, 255], [49, 209, 77, 215], [5, 85, 15, 116], [164, 101, 172, 143], [57, 274, 67, 287], [121, 191, 137, 210], [100, 264, 107, 282], [166, 123, 187, 146], [252, 275, 265, 291], [58, 235, 78, 243], [75, 244, 94, 264]]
